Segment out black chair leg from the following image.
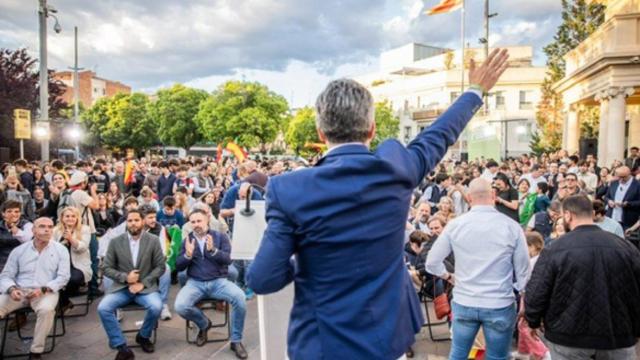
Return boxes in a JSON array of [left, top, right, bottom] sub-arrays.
[[422, 299, 451, 342]]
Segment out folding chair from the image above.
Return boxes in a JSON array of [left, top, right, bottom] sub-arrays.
[[1, 304, 66, 358], [185, 299, 230, 344], [419, 275, 451, 342], [119, 303, 158, 348]]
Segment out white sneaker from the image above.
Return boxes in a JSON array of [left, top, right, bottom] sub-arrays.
[[541, 352, 552, 360], [510, 351, 530, 360], [161, 304, 172, 321], [116, 309, 124, 322]]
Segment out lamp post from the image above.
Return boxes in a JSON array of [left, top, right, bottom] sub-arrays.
[[38, 0, 62, 161]]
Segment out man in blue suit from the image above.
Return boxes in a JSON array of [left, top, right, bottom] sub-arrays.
[[605, 166, 640, 229], [247, 49, 510, 360]]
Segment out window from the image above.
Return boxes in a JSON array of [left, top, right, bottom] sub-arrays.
[[404, 126, 412, 143], [450, 92, 460, 104], [495, 91, 505, 110], [519, 90, 533, 110]]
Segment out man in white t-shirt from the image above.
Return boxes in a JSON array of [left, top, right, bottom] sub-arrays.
[[521, 164, 547, 194]]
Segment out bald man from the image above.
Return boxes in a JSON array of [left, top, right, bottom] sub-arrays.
[[426, 178, 529, 359], [0, 217, 70, 358], [242, 160, 268, 189], [605, 166, 640, 229]]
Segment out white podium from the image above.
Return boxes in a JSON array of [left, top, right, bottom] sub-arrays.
[[231, 198, 293, 360]]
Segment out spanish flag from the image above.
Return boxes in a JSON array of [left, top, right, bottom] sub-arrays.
[[425, 0, 462, 15], [124, 159, 135, 186], [225, 142, 247, 163], [216, 144, 223, 163]]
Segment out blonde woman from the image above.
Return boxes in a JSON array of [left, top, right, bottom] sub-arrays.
[[54, 206, 92, 310], [433, 196, 456, 222]]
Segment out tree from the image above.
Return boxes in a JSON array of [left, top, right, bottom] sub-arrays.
[[371, 101, 400, 149], [0, 48, 68, 159], [195, 81, 289, 151], [148, 84, 208, 150], [82, 96, 113, 147], [285, 107, 319, 155], [531, 0, 605, 154]]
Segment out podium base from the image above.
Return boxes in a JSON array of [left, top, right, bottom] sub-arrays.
[[257, 284, 294, 360]]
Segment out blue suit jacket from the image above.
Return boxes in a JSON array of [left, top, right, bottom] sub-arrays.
[[247, 92, 482, 359], [604, 178, 640, 229]]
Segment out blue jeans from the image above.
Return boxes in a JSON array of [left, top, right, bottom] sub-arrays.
[[174, 278, 246, 342], [449, 302, 516, 360], [231, 260, 252, 289], [97, 288, 163, 349], [89, 233, 99, 292], [178, 266, 238, 287], [103, 269, 170, 306]]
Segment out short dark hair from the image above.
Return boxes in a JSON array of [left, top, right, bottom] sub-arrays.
[[631, 146, 639, 151], [1, 200, 22, 212], [163, 196, 176, 208], [138, 205, 157, 217], [565, 173, 578, 181], [592, 200, 606, 216], [577, 160, 588, 167], [126, 209, 143, 219], [51, 160, 64, 170], [562, 195, 593, 218], [158, 161, 169, 169], [408, 230, 429, 245], [13, 159, 27, 168], [124, 196, 139, 206], [569, 155, 579, 164], [537, 182, 549, 194], [486, 160, 499, 168], [435, 173, 451, 184]]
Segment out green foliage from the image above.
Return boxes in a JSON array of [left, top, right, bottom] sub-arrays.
[[371, 101, 400, 149], [532, 0, 605, 153], [285, 106, 319, 155], [148, 84, 208, 149], [83, 93, 157, 151], [195, 81, 289, 150], [579, 106, 600, 139]]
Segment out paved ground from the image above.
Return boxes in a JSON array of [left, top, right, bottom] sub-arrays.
[[1, 286, 452, 360]]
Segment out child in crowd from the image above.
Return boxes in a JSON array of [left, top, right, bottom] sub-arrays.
[[156, 196, 186, 228], [533, 182, 551, 213], [513, 232, 551, 360]]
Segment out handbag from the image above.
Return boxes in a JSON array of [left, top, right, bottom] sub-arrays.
[[433, 278, 451, 320]]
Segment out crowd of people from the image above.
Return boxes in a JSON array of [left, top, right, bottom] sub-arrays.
[[0, 145, 639, 359], [0, 156, 302, 359]]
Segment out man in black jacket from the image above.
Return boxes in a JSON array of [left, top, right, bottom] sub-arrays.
[[525, 195, 640, 360]]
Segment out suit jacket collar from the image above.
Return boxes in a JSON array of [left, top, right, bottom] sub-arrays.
[[315, 144, 371, 167], [617, 178, 638, 201], [124, 232, 150, 268]]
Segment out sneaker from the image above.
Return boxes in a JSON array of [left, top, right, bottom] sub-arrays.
[[405, 346, 414, 358], [244, 288, 255, 300], [195, 319, 212, 347], [510, 351, 530, 360], [160, 304, 172, 321], [116, 309, 124, 322], [135, 333, 155, 353], [230, 342, 248, 359], [541, 352, 552, 360]]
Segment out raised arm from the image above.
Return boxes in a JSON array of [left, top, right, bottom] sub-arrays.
[[406, 49, 509, 184]]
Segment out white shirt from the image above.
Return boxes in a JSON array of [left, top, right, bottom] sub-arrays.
[[128, 233, 141, 268], [521, 174, 547, 193], [425, 205, 530, 309], [0, 240, 70, 293], [194, 233, 207, 256], [612, 180, 631, 222]]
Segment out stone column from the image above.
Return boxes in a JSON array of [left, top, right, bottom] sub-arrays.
[[604, 87, 635, 166], [565, 105, 580, 155], [628, 105, 640, 148], [595, 91, 610, 167]]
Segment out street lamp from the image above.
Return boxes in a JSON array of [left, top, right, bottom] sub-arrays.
[[38, 0, 62, 161], [516, 125, 527, 135], [66, 125, 82, 160], [34, 126, 50, 139]]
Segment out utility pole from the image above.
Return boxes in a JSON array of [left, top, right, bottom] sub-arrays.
[[481, 0, 498, 114], [70, 26, 83, 160], [38, 0, 49, 161]]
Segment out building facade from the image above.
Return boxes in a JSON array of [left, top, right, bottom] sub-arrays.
[[53, 70, 131, 107], [353, 43, 546, 161], [555, 0, 640, 167]]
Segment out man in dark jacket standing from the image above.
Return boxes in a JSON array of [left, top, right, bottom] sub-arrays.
[[525, 195, 640, 360]]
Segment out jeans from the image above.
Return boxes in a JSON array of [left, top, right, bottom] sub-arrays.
[[231, 260, 252, 289], [178, 266, 239, 287], [449, 302, 516, 360], [89, 233, 99, 292], [97, 288, 163, 349], [103, 269, 170, 306], [174, 278, 246, 342]]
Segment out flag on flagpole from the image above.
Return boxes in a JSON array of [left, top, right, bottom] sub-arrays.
[[425, 0, 462, 15], [225, 142, 247, 163]]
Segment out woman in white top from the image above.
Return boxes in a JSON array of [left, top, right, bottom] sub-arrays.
[[54, 206, 92, 309]]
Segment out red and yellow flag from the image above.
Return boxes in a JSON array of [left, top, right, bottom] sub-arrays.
[[225, 142, 247, 163], [216, 144, 223, 163], [425, 0, 462, 15], [124, 159, 135, 185]]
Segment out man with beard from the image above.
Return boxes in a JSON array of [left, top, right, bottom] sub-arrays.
[[98, 209, 165, 360], [412, 201, 432, 234], [174, 210, 247, 359], [140, 205, 173, 321]]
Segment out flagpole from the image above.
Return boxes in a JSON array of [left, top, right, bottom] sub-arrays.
[[458, 0, 465, 159]]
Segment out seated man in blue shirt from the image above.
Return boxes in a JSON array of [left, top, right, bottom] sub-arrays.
[[174, 209, 247, 359]]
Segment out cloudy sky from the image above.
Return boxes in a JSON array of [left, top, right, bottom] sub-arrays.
[[1, 0, 561, 107]]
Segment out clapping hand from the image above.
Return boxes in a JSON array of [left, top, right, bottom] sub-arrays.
[[205, 234, 215, 252], [469, 48, 510, 93], [185, 237, 195, 258]]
